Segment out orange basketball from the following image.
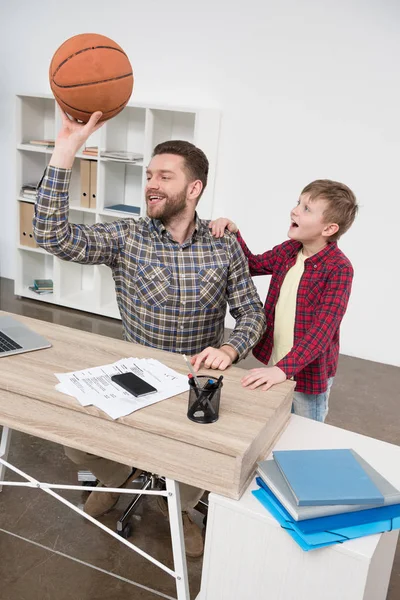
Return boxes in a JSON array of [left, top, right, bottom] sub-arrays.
[[49, 33, 134, 123]]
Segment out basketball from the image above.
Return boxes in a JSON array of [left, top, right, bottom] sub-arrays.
[[49, 33, 134, 123]]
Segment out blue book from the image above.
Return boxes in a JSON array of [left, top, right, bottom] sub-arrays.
[[272, 449, 385, 506], [106, 204, 140, 215]]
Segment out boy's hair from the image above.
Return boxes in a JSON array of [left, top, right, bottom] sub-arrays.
[[301, 179, 358, 241], [152, 140, 209, 201]]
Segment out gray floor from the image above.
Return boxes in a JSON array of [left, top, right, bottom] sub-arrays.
[[0, 277, 399, 599]]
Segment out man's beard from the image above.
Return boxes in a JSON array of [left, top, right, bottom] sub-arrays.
[[146, 187, 188, 222]]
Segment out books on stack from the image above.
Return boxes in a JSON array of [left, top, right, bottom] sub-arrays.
[[82, 146, 98, 157], [28, 279, 54, 295], [100, 150, 143, 163], [253, 448, 400, 551], [21, 183, 39, 200], [29, 139, 55, 148]]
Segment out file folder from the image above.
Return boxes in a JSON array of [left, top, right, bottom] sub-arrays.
[[19, 202, 38, 248], [253, 477, 400, 551], [80, 159, 91, 208], [89, 161, 97, 209], [272, 449, 385, 506]]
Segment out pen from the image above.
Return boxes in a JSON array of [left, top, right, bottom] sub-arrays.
[[188, 373, 200, 398], [214, 375, 224, 388], [182, 354, 202, 390], [204, 377, 223, 412]]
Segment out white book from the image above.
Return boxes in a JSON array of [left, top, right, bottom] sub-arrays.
[[100, 150, 143, 162]]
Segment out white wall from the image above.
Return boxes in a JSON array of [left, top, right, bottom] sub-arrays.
[[0, 0, 399, 366]]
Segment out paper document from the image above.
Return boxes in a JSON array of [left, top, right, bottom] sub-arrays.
[[55, 357, 189, 420]]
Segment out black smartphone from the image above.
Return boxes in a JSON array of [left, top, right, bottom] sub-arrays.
[[111, 372, 157, 397]]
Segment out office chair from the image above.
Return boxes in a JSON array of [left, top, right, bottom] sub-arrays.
[[79, 469, 208, 539]]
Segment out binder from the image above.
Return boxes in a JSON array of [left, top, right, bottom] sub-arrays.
[[89, 161, 97, 209], [272, 449, 385, 506], [19, 202, 38, 248], [80, 160, 90, 208]]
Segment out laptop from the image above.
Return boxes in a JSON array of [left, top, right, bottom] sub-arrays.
[[0, 315, 51, 357]]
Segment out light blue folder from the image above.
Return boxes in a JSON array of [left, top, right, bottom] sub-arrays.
[[272, 449, 385, 506], [253, 477, 400, 551]]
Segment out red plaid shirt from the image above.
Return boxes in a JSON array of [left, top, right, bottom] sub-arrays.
[[237, 233, 354, 394]]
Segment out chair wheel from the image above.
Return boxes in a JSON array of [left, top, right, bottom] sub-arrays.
[[118, 523, 133, 539]]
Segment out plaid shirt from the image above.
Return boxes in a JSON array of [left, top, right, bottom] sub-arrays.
[[237, 232, 354, 394], [33, 166, 265, 359]]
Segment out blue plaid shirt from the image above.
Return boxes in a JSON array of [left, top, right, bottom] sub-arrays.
[[33, 166, 265, 358]]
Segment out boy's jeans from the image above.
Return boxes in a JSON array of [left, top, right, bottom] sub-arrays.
[[291, 377, 334, 422]]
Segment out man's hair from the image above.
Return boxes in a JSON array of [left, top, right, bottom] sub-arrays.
[[301, 179, 358, 242], [152, 140, 209, 200]]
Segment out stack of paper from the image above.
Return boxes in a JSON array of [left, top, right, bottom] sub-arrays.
[[55, 357, 189, 420], [253, 448, 400, 551]]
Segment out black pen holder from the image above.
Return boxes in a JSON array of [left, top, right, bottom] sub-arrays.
[[187, 376, 222, 424]]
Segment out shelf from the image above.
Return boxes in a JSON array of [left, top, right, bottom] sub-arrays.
[[99, 208, 140, 220], [17, 143, 54, 154], [101, 160, 143, 212], [76, 152, 98, 161], [99, 157, 143, 166], [96, 266, 121, 319], [67, 211, 96, 229], [17, 244, 48, 255], [19, 250, 54, 290], [57, 261, 96, 304], [17, 198, 97, 216], [69, 205, 97, 215], [98, 302, 121, 320], [61, 290, 99, 314], [17, 286, 57, 304], [103, 105, 146, 154], [17, 150, 50, 194], [149, 109, 196, 148], [15, 93, 220, 318], [17, 196, 35, 204], [17, 95, 55, 146]]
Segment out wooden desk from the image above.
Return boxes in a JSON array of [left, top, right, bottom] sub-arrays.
[[0, 311, 294, 599], [0, 311, 294, 499]]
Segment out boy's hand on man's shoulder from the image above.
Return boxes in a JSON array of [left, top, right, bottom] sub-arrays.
[[241, 366, 287, 391], [209, 218, 238, 238]]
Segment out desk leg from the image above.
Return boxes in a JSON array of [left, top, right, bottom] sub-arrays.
[[0, 426, 12, 493], [166, 477, 190, 600]]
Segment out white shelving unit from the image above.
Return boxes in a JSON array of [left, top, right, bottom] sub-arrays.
[[15, 94, 220, 319]]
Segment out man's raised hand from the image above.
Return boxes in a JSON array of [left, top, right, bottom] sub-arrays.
[[50, 108, 104, 168]]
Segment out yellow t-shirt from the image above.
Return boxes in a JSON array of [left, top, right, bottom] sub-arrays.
[[271, 250, 306, 365]]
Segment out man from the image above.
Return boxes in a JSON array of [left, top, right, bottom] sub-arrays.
[[33, 110, 265, 557]]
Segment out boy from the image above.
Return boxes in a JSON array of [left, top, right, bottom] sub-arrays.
[[210, 180, 358, 422]]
